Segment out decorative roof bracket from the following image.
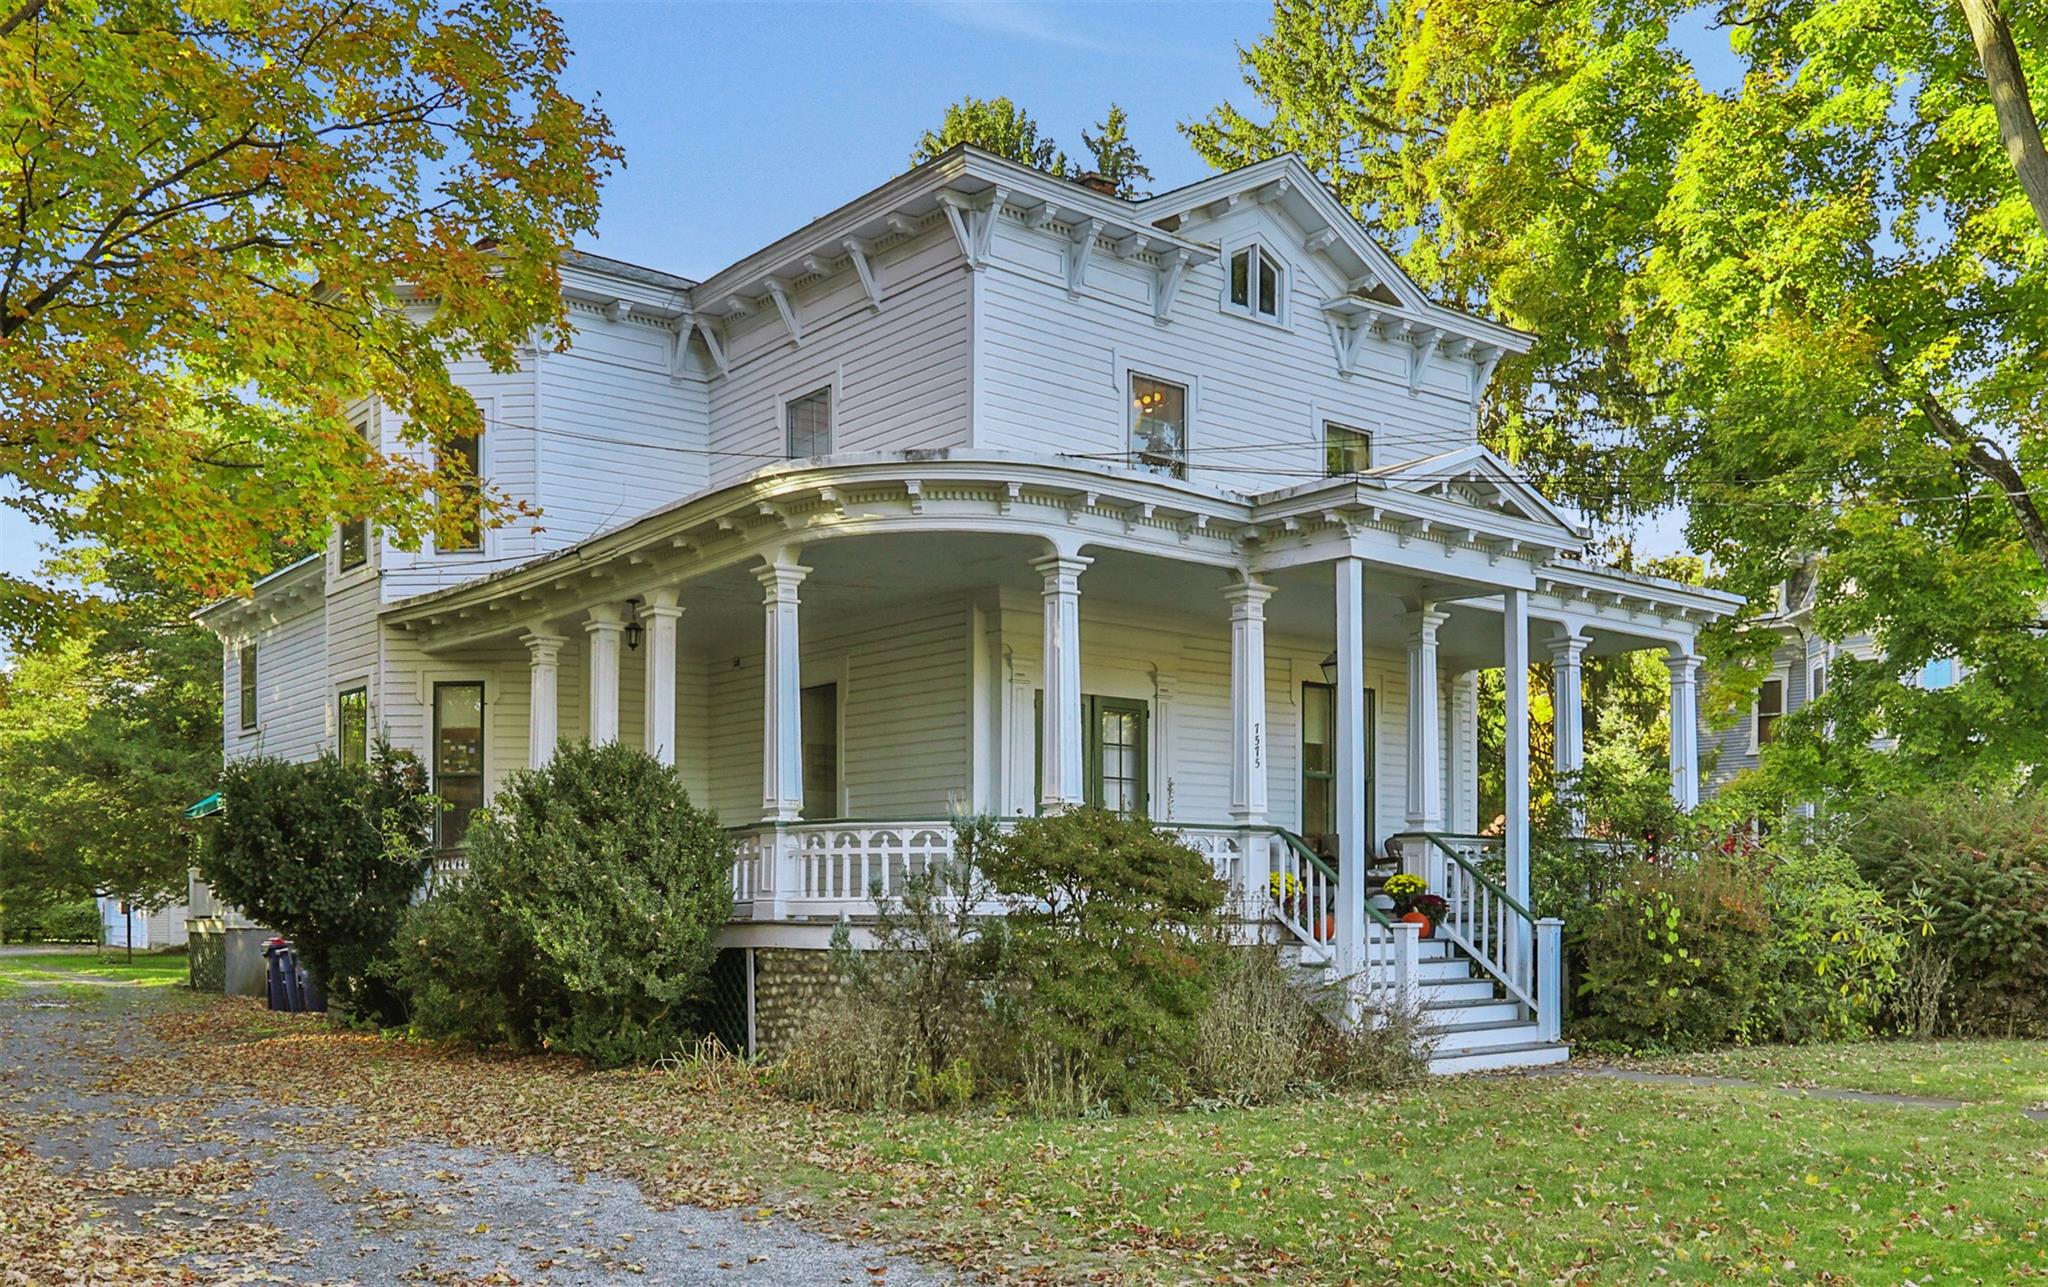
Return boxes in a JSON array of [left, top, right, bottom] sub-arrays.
[[841, 237, 883, 311]]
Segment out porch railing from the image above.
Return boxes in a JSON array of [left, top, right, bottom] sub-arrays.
[[726, 818, 1268, 922], [1392, 831, 1563, 1039]]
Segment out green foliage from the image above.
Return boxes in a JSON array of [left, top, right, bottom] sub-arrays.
[[1, 897, 101, 944], [1, 0, 619, 599], [1849, 789, 2048, 1035], [781, 810, 1247, 1114], [0, 548, 219, 913], [913, 98, 1152, 197], [396, 742, 735, 1067], [1575, 856, 1770, 1051], [1193, 0, 2048, 785], [201, 743, 435, 1020], [1750, 837, 1911, 1044], [1082, 103, 1152, 197], [912, 96, 1069, 174], [979, 807, 1226, 1110]]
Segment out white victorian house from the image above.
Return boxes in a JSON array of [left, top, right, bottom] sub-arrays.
[[197, 148, 1740, 1072]]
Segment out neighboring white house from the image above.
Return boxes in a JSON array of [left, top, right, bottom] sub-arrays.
[[196, 148, 1741, 1071], [97, 895, 189, 950], [1703, 562, 1964, 794]]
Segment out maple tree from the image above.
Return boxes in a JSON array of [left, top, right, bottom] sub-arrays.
[[1189, 0, 2048, 786], [0, 0, 619, 611]]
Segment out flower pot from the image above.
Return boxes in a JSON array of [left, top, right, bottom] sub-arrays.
[[1399, 910, 1433, 938]]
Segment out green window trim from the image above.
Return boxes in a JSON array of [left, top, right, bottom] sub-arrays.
[[1033, 692, 1151, 816]]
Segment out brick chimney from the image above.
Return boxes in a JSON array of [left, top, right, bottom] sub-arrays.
[[1074, 170, 1118, 197]]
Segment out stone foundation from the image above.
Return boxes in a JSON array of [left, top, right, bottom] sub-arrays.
[[750, 946, 843, 1059]]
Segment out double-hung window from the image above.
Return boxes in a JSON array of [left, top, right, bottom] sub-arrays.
[[1228, 245, 1283, 319], [785, 387, 832, 459], [1754, 676, 1785, 749], [1128, 373, 1188, 479], [339, 414, 371, 570], [438, 426, 483, 553], [1324, 422, 1371, 476], [433, 682, 484, 849], [238, 644, 258, 730], [337, 687, 368, 765]]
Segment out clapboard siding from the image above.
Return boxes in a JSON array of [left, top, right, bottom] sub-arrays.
[[224, 601, 329, 764], [972, 207, 1481, 495], [695, 598, 973, 822], [536, 312, 706, 549], [704, 224, 972, 491]]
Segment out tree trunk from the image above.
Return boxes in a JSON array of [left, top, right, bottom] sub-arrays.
[[1958, 0, 2048, 238]]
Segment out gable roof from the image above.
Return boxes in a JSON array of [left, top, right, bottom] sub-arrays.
[[1361, 444, 1585, 538], [1139, 154, 1532, 355]]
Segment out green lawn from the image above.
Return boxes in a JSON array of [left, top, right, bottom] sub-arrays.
[[1622, 1039, 2048, 1106], [61, 975, 2048, 1283], [0, 949, 190, 1000], [810, 1064, 2048, 1281]]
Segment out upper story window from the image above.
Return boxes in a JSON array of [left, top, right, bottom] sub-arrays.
[[437, 426, 483, 553], [339, 414, 371, 570], [1325, 422, 1372, 476], [1228, 244, 1283, 320], [238, 644, 258, 730], [1129, 373, 1187, 479], [1753, 676, 1785, 749], [786, 387, 832, 459]]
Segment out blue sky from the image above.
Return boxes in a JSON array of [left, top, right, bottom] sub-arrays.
[[1, 0, 1719, 586]]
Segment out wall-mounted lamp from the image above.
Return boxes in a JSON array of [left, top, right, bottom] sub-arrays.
[[623, 597, 644, 651], [1320, 652, 1338, 685]]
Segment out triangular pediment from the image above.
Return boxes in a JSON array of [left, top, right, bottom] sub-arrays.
[[1363, 445, 1585, 537]]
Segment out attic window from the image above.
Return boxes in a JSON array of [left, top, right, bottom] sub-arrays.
[[1228, 245, 1282, 319]]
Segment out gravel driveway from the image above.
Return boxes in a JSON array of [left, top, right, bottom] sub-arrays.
[[0, 978, 947, 1285]]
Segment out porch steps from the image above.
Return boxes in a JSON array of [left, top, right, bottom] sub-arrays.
[[1414, 942, 1569, 1074], [1280, 935, 1568, 1075]]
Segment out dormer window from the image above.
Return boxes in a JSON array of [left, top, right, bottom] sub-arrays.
[[1228, 245, 1282, 320]]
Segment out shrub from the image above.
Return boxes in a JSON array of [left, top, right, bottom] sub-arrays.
[[980, 807, 1226, 1110], [1750, 841, 1908, 1043], [1189, 944, 1427, 1104], [1850, 790, 2048, 1035], [395, 741, 734, 1066], [27, 898, 101, 944], [1573, 856, 1770, 1050], [201, 743, 435, 1021], [779, 815, 1018, 1111]]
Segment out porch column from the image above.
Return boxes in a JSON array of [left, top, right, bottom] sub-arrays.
[[1224, 578, 1273, 825], [1549, 631, 1589, 832], [1666, 649, 1701, 811], [1502, 587, 1531, 992], [641, 588, 682, 767], [1404, 604, 1450, 832], [1449, 669, 1480, 832], [1333, 556, 1368, 977], [1035, 552, 1090, 810], [758, 556, 810, 823], [521, 631, 567, 770], [585, 604, 625, 747]]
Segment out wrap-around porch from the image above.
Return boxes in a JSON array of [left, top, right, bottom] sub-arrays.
[[389, 456, 1735, 1047]]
